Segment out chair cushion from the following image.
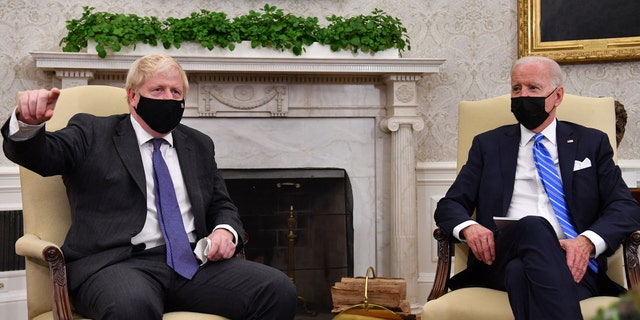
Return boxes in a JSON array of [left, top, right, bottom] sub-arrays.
[[33, 312, 90, 320], [32, 311, 229, 320], [422, 287, 620, 320], [163, 312, 230, 320]]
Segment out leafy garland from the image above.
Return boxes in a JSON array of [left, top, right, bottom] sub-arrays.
[[60, 4, 411, 58]]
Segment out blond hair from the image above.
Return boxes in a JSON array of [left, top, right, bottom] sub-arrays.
[[125, 54, 189, 97]]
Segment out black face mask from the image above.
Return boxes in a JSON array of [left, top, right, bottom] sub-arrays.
[[511, 88, 557, 130], [135, 95, 185, 134]]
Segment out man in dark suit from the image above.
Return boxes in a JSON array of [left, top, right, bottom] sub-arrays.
[[2, 54, 297, 319], [435, 55, 640, 319]]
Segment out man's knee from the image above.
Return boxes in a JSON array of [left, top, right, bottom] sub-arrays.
[[505, 216, 560, 249], [72, 264, 165, 320], [251, 268, 297, 319], [263, 269, 297, 303], [518, 215, 552, 228], [103, 296, 163, 320], [517, 216, 556, 236], [74, 291, 163, 320]]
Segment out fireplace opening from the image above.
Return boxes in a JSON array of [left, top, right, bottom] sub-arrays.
[[221, 168, 354, 316]]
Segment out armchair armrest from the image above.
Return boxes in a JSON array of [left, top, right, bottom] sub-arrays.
[[15, 233, 60, 261], [624, 230, 640, 290], [15, 233, 73, 320], [427, 228, 452, 301]]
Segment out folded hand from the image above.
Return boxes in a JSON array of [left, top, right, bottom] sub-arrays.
[[206, 228, 237, 262], [462, 224, 496, 265], [559, 235, 595, 283]]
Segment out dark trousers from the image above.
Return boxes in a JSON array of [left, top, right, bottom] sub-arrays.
[[453, 216, 599, 320], [71, 245, 297, 320]]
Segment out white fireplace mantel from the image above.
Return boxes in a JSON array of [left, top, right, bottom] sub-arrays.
[[31, 51, 445, 310], [32, 51, 443, 76]]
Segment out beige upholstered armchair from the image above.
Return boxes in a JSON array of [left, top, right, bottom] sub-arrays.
[[14, 85, 228, 320], [422, 94, 640, 319]]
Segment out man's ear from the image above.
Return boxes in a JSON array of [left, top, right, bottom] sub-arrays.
[[127, 88, 137, 106], [554, 86, 564, 107]]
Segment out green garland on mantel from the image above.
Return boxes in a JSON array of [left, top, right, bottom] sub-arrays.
[[60, 4, 411, 58]]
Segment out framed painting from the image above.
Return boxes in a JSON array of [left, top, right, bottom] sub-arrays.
[[517, 0, 640, 63]]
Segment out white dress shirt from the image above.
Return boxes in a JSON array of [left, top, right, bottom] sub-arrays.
[[128, 117, 198, 248], [126, 116, 238, 248]]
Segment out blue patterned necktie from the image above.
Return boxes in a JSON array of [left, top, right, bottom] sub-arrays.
[[151, 139, 199, 279], [532, 133, 598, 273]]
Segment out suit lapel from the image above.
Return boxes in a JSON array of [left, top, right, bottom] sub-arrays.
[[172, 128, 197, 199], [172, 127, 208, 237], [113, 117, 146, 195], [556, 122, 577, 213], [500, 125, 521, 216]]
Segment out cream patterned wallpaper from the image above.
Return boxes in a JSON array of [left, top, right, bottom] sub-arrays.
[[1, 0, 639, 166]]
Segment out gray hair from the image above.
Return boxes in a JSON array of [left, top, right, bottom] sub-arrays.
[[512, 56, 564, 87]]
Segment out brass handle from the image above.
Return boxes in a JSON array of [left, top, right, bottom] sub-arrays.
[[276, 182, 301, 188], [363, 266, 376, 305]]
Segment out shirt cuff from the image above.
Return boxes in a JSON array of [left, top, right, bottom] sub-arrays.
[[213, 224, 239, 245], [453, 220, 479, 242], [581, 230, 607, 258], [8, 107, 44, 141]]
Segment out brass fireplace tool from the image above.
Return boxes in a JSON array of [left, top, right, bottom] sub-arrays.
[[287, 204, 297, 282], [277, 182, 316, 316]]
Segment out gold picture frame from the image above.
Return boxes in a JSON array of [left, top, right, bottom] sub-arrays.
[[517, 0, 640, 63]]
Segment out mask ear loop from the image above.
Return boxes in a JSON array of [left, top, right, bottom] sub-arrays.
[[545, 87, 558, 99], [546, 87, 560, 113]]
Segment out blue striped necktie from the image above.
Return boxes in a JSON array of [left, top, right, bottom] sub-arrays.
[[152, 139, 199, 279], [532, 133, 598, 273]]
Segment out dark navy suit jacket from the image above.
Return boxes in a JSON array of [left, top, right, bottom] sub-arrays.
[[435, 120, 640, 293], [2, 113, 244, 291]]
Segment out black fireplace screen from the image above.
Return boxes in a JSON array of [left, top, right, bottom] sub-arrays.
[[221, 168, 354, 314]]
